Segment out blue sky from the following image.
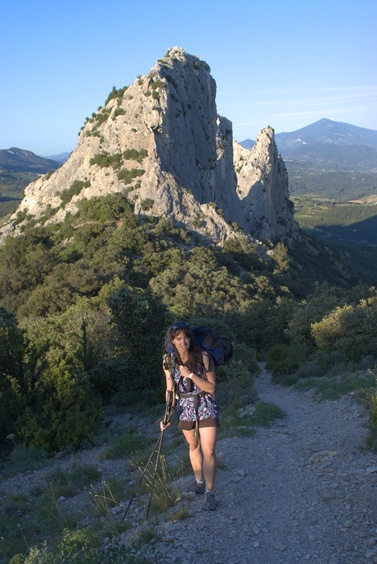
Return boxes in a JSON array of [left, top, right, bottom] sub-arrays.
[[1, 0, 376, 156]]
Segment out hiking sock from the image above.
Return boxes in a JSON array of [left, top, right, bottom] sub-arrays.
[[193, 478, 205, 494]]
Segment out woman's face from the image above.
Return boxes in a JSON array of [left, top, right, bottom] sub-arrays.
[[172, 330, 190, 356]]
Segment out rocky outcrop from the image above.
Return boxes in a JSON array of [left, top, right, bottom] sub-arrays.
[[0, 47, 298, 246], [234, 128, 299, 242]]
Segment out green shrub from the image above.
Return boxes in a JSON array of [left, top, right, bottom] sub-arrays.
[[117, 168, 145, 185], [13, 209, 28, 225], [214, 344, 259, 409], [266, 343, 303, 378], [10, 528, 101, 563], [122, 148, 148, 163], [0, 307, 26, 437], [89, 358, 129, 399], [295, 371, 375, 400], [15, 361, 102, 453], [151, 79, 165, 90], [312, 297, 377, 362], [105, 85, 128, 105], [232, 343, 259, 373], [2, 445, 48, 475], [216, 363, 257, 409], [91, 108, 111, 126], [251, 402, 286, 426], [107, 286, 169, 392], [113, 107, 126, 118], [76, 193, 134, 222], [140, 198, 154, 211], [45, 462, 101, 498], [89, 153, 123, 169], [60, 180, 90, 207]]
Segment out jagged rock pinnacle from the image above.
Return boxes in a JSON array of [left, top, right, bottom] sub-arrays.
[[0, 47, 298, 246]]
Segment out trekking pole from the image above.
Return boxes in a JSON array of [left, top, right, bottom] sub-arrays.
[[146, 430, 164, 518], [145, 390, 173, 518], [121, 391, 174, 522], [121, 433, 162, 521]]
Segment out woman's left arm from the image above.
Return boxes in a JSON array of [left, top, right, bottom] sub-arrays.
[[179, 351, 216, 394]]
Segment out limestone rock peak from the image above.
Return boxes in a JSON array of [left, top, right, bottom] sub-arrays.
[[0, 47, 298, 246]]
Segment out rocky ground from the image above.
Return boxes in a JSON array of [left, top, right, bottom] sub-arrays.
[[1, 365, 377, 563], [125, 364, 377, 563]]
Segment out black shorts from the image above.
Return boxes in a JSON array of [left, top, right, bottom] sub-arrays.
[[178, 418, 219, 431]]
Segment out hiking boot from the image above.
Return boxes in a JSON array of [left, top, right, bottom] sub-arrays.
[[193, 479, 205, 495], [202, 490, 216, 511]]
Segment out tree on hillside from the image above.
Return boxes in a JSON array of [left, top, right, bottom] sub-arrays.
[[106, 286, 169, 397], [0, 307, 26, 437], [311, 295, 377, 361]]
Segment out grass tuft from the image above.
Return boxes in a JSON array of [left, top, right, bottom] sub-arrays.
[[100, 427, 152, 460]]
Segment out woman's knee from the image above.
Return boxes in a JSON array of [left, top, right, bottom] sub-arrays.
[[187, 439, 200, 451], [201, 446, 216, 459], [182, 431, 200, 451]]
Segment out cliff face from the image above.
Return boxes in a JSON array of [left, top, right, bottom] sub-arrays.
[[234, 129, 299, 242], [0, 47, 298, 245]]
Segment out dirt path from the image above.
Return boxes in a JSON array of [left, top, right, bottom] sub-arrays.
[[129, 365, 377, 563]]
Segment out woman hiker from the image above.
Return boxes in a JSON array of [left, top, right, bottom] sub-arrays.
[[160, 321, 219, 511]]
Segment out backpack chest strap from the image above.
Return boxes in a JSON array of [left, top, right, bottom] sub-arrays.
[[178, 391, 206, 399]]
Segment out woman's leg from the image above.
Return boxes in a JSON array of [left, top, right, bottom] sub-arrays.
[[198, 426, 217, 490], [182, 428, 203, 481]]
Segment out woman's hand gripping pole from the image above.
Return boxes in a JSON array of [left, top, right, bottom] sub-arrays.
[[160, 390, 174, 431]]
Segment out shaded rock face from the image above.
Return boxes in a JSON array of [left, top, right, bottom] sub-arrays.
[[234, 129, 299, 242], [0, 47, 298, 246]]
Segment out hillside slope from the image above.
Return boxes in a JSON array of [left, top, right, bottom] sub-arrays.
[[0, 148, 61, 174]]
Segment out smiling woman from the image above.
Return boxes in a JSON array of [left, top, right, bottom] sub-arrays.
[[161, 321, 219, 511]]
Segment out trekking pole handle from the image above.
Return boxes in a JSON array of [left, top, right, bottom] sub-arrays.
[[162, 390, 173, 425]]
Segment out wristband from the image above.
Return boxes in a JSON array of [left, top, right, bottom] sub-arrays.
[[188, 372, 195, 379]]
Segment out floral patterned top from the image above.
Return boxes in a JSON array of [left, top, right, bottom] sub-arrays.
[[172, 363, 219, 422]]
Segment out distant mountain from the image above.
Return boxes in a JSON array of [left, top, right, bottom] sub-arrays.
[[238, 139, 255, 150], [277, 118, 377, 149], [240, 119, 377, 172], [0, 148, 62, 174], [44, 152, 70, 163]]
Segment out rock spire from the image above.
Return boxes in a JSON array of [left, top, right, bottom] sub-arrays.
[[0, 47, 298, 246]]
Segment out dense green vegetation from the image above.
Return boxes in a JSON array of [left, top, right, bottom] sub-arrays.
[[1, 190, 377, 458], [288, 167, 377, 201], [294, 195, 377, 246], [2, 189, 377, 561]]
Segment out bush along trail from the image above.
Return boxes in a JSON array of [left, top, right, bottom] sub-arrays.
[[125, 364, 377, 563]]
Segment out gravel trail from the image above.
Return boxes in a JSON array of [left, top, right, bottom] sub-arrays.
[[133, 365, 377, 563], [2, 366, 377, 563]]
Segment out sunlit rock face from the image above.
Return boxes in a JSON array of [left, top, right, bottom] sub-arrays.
[[1, 47, 298, 246]]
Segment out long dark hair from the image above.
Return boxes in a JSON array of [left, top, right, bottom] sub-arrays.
[[164, 322, 203, 372]]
